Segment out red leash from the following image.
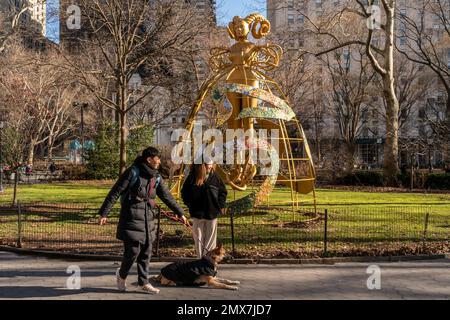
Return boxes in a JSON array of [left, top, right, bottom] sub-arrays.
[[156, 205, 205, 251], [157, 204, 192, 228]]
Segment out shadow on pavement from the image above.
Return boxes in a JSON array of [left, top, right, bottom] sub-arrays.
[[0, 286, 119, 299]]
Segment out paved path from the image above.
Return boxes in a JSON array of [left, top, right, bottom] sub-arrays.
[[0, 251, 448, 300]]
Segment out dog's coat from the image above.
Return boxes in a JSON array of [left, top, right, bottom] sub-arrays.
[[161, 258, 217, 286], [151, 244, 240, 290]]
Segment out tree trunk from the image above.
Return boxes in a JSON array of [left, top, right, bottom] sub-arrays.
[[314, 120, 322, 162], [119, 111, 128, 175], [316, 138, 322, 163], [118, 73, 129, 175], [344, 141, 356, 173], [47, 137, 54, 162], [312, 80, 322, 162], [410, 154, 414, 190], [27, 140, 36, 166], [47, 145, 53, 162], [445, 96, 450, 171], [383, 74, 400, 185], [100, 105, 105, 121], [382, 3, 400, 186], [12, 169, 18, 206]]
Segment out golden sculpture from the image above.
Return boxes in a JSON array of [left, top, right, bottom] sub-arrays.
[[173, 14, 316, 213]]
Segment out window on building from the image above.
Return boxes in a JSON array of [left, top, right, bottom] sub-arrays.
[[447, 50, 450, 69], [288, 0, 294, 10], [343, 48, 350, 69], [372, 36, 379, 47], [362, 127, 369, 137], [288, 14, 294, 24], [372, 126, 379, 136], [400, 36, 406, 46], [433, 14, 441, 29], [399, 21, 406, 33], [418, 108, 426, 119]]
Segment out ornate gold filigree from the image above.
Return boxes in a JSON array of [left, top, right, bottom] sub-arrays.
[[209, 47, 232, 73], [249, 43, 283, 72]]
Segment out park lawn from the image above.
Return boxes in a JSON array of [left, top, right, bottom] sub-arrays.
[[267, 186, 450, 207], [0, 181, 448, 258], [0, 182, 113, 204], [1, 181, 449, 210]]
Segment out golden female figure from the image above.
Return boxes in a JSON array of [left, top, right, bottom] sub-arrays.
[[176, 13, 316, 213], [211, 14, 282, 132], [209, 15, 282, 189]]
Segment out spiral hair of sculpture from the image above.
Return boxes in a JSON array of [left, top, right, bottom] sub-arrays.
[[244, 13, 271, 39]]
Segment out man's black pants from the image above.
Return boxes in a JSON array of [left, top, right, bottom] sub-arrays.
[[119, 236, 152, 286]]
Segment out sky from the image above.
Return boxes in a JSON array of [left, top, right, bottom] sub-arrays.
[[45, 0, 267, 42], [46, 0, 59, 43], [216, 0, 266, 26]]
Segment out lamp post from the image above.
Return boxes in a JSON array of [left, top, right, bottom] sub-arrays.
[[0, 119, 4, 193], [73, 102, 88, 164]]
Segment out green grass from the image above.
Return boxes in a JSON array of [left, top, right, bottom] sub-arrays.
[[1, 181, 450, 207], [0, 182, 112, 204], [0, 181, 448, 258]]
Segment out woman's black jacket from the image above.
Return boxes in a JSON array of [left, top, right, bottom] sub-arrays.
[[181, 172, 227, 220]]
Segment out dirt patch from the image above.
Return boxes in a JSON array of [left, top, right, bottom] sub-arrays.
[[4, 239, 447, 260], [269, 219, 323, 230]]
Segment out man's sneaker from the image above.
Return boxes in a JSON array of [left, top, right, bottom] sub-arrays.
[[116, 268, 126, 292], [140, 283, 160, 294]]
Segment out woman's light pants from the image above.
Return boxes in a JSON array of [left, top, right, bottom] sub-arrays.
[[192, 218, 218, 258]]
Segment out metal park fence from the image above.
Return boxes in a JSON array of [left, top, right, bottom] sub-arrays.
[[0, 202, 448, 259]]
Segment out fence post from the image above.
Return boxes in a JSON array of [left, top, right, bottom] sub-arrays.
[[230, 209, 236, 257], [323, 209, 328, 257], [422, 212, 430, 252], [156, 206, 161, 258], [12, 170, 19, 207], [17, 201, 22, 248]]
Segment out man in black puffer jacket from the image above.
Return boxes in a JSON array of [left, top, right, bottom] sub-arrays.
[[98, 146, 187, 294]]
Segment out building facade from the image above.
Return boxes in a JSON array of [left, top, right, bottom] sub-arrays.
[[266, 0, 448, 169], [0, 0, 46, 36]]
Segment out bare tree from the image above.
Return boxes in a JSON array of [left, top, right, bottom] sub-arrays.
[[60, 0, 209, 174], [371, 54, 432, 131], [0, 1, 29, 54], [0, 0, 46, 54], [322, 46, 376, 172], [0, 43, 79, 165], [397, 0, 450, 168], [44, 81, 80, 162], [270, 45, 326, 161], [289, 0, 401, 185], [308, 70, 327, 163]]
